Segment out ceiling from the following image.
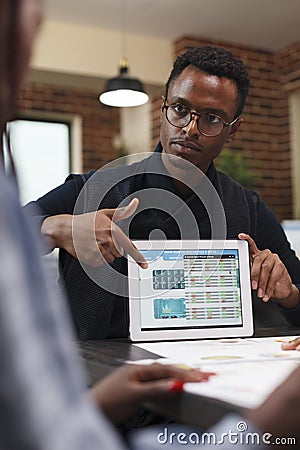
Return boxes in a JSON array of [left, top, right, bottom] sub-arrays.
[[45, 0, 300, 52]]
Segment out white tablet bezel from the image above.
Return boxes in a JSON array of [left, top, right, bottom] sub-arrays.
[[128, 240, 253, 342]]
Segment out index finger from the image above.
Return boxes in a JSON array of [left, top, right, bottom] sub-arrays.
[[238, 233, 259, 256], [113, 225, 148, 269], [132, 363, 215, 383]]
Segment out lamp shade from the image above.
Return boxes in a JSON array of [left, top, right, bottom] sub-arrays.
[[99, 61, 149, 107]]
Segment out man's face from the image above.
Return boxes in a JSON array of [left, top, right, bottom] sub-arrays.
[[160, 65, 242, 175]]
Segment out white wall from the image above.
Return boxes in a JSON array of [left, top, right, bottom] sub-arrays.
[[290, 92, 300, 218], [31, 20, 173, 86], [121, 102, 152, 154], [29, 19, 171, 158]]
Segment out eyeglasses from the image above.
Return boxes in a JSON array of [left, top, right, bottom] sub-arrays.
[[162, 102, 239, 137]]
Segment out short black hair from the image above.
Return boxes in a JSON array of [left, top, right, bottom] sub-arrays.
[[165, 45, 250, 118]]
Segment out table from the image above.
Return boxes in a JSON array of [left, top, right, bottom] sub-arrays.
[[79, 326, 300, 429]]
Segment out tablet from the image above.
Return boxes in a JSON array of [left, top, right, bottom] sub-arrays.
[[128, 240, 253, 342]]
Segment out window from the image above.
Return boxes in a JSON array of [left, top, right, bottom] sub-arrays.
[[5, 114, 82, 205]]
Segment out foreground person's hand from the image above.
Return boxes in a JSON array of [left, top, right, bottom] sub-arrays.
[[91, 363, 215, 424], [246, 366, 300, 448]]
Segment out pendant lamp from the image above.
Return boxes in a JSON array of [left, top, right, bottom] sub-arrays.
[[99, 0, 149, 108], [99, 57, 149, 107]]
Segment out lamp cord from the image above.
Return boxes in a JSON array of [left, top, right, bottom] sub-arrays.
[[121, 0, 126, 59]]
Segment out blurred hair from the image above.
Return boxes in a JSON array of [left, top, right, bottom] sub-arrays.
[[0, 0, 19, 172]]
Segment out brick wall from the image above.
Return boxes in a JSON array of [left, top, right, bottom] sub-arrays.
[[17, 82, 120, 173], [151, 36, 300, 221]]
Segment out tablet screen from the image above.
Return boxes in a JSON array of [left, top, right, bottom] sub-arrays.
[[128, 240, 253, 341]]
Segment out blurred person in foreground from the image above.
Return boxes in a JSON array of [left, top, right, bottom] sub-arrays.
[[1, 1, 300, 449]]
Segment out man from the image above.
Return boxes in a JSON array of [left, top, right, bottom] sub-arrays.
[[2, 1, 300, 449], [28, 45, 300, 340]]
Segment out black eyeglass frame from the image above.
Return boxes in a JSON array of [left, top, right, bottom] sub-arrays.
[[162, 102, 239, 137]]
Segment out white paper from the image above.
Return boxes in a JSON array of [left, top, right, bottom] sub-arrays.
[[133, 336, 300, 409]]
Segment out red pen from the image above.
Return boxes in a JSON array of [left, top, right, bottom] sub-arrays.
[[168, 380, 185, 392]]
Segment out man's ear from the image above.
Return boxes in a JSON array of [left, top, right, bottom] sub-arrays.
[[226, 117, 244, 143], [160, 96, 166, 122]]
